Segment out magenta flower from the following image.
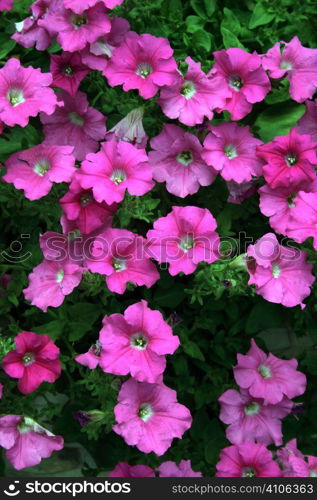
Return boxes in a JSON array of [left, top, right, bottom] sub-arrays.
[[103, 32, 178, 99], [0, 416, 63, 471], [157, 460, 202, 478], [209, 48, 271, 120], [0, 0, 13, 10], [60, 179, 116, 235], [219, 388, 293, 446], [297, 100, 317, 142], [12, 1, 53, 51], [246, 233, 315, 308], [105, 107, 148, 149], [41, 91, 106, 161], [109, 462, 155, 477], [149, 124, 215, 198], [39, 3, 111, 52], [277, 439, 304, 477], [256, 129, 317, 189], [287, 191, 317, 250], [113, 378, 192, 456], [63, 0, 124, 14], [262, 37, 317, 103], [216, 443, 281, 477], [87, 228, 159, 294], [285, 456, 317, 478], [2, 331, 61, 395], [0, 58, 59, 127], [50, 52, 90, 97], [80, 16, 130, 72], [99, 300, 180, 383], [233, 339, 307, 405], [76, 141, 154, 205], [158, 57, 229, 126], [24, 259, 83, 312], [75, 341, 102, 369], [4, 145, 76, 201], [202, 122, 263, 183], [147, 206, 220, 276]]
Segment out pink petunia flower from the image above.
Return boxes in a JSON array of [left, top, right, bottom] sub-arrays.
[[99, 300, 180, 383], [80, 16, 130, 72], [87, 228, 160, 294], [105, 107, 148, 149], [157, 460, 202, 478], [0, 58, 59, 128], [41, 91, 106, 161], [75, 340, 102, 369], [0, 0, 13, 10], [63, 0, 124, 14], [158, 57, 229, 126], [286, 191, 317, 250], [256, 129, 317, 189], [76, 141, 154, 205], [2, 331, 61, 394], [286, 456, 317, 478], [262, 37, 317, 103], [113, 378, 192, 456], [216, 443, 281, 477], [3, 145, 76, 201], [12, 0, 53, 51], [147, 206, 220, 276], [209, 48, 271, 120], [149, 124, 216, 198], [297, 99, 317, 142], [219, 388, 293, 446], [103, 32, 178, 99], [108, 462, 155, 478], [233, 339, 307, 405], [277, 439, 304, 477], [246, 232, 315, 308], [39, 2, 111, 52], [23, 259, 84, 312], [0, 415, 64, 471], [60, 178, 116, 235], [50, 52, 90, 97], [202, 122, 264, 183]]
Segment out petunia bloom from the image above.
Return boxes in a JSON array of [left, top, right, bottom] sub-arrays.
[[256, 129, 317, 189], [103, 32, 178, 99], [209, 48, 271, 120], [219, 388, 293, 446], [0, 0, 13, 10], [108, 462, 155, 478], [149, 124, 216, 198], [158, 57, 229, 126], [75, 340, 102, 369], [157, 460, 202, 478], [3, 145, 76, 200], [277, 439, 304, 477], [76, 141, 154, 205], [147, 206, 220, 276], [297, 99, 317, 142], [12, 0, 53, 51], [99, 300, 180, 383], [0, 58, 59, 127], [233, 339, 307, 405], [105, 107, 148, 149], [2, 331, 61, 394], [262, 37, 317, 103], [216, 443, 281, 477], [113, 378, 192, 456], [50, 52, 90, 97], [202, 122, 264, 183], [41, 91, 106, 161], [0, 415, 63, 471], [63, 0, 124, 14]]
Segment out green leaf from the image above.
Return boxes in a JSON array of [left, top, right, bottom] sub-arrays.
[[255, 102, 305, 142], [246, 302, 285, 334], [190, 0, 207, 18], [249, 4, 275, 29], [192, 29, 211, 52], [33, 320, 65, 341], [182, 340, 205, 361], [221, 27, 245, 50], [222, 8, 241, 34], [153, 283, 186, 308], [203, 0, 217, 17], [0, 35, 16, 60], [185, 15, 205, 34]]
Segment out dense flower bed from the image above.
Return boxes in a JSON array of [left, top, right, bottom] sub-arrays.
[[0, 0, 317, 477]]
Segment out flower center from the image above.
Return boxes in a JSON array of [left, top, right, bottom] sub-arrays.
[[285, 152, 297, 167], [72, 14, 87, 28], [111, 169, 127, 185], [229, 75, 243, 91], [17, 417, 36, 434], [69, 112, 85, 126], [310, 470, 317, 478], [177, 150, 193, 166], [22, 352, 35, 366], [224, 144, 238, 159], [136, 62, 153, 79], [7, 88, 25, 106], [244, 401, 260, 416], [112, 257, 126, 272], [80, 193, 93, 207], [242, 467, 257, 478], [180, 81, 196, 99], [33, 159, 50, 176], [56, 270, 65, 283], [179, 234, 195, 253], [63, 65, 74, 76], [130, 333, 148, 351], [272, 262, 281, 278], [287, 193, 296, 208], [138, 403, 153, 422], [280, 60, 292, 70], [92, 340, 102, 356], [258, 364, 272, 379]]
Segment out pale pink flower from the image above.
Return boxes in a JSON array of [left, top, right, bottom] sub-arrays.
[[63, 0, 124, 14], [75, 341, 101, 369], [105, 107, 148, 149]]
